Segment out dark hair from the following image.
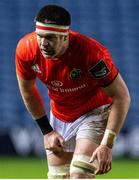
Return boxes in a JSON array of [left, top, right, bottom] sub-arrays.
[[35, 5, 71, 26]]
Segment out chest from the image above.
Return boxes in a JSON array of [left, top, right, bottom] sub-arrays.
[[34, 54, 98, 93], [43, 60, 87, 88]]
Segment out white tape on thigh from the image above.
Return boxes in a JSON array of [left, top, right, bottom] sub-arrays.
[[70, 154, 91, 175], [47, 164, 70, 179]]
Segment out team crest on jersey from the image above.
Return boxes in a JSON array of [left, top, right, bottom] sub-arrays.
[[89, 60, 110, 78], [70, 68, 82, 79]]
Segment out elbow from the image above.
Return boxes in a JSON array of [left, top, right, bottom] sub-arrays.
[[124, 87, 131, 105], [125, 92, 131, 109], [113, 90, 131, 109], [119, 91, 131, 109]]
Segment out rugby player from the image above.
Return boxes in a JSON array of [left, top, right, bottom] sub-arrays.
[[15, 5, 130, 179]]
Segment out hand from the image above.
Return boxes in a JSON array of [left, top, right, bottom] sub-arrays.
[[89, 145, 112, 174], [44, 131, 64, 152]]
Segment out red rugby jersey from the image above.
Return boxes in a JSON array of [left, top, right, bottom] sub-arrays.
[[16, 31, 118, 122]]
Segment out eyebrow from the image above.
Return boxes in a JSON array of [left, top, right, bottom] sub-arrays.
[[36, 33, 57, 38]]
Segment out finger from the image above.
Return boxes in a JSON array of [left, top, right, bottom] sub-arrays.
[[44, 147, 50, 150], [44, 147, 49, 150], [98, 160, 111, 174], [95, 167, 103, 175], [95, 164, 106, 175], [46, 146, 62, 152], [96, 171, 105, 175], [58, 136, 65, 147], [45, 141, 63, 152], [89, 151, 97, 163], [99, 160, 104, 174], [106, 162, 112, 173], [54, 142, 64, 152], [94, 153, 103, 174], [103, 156, 112, 173], [53, 145, 63, 152], [44, 143, 50, 150], [102, 160, 109, 173]]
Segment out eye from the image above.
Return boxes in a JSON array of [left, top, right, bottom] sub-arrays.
[[46, 35, 57, 40], [37, 34, 43, 38]]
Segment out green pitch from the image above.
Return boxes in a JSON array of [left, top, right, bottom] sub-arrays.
[[0, 156, 138, 178]]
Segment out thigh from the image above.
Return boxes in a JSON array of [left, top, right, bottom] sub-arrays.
[[74, 119, 107, 156], [74, 138, 98, 156], [47, 151, 73, 166]]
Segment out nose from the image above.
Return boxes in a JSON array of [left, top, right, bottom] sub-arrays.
[[41, 38, 49, 46]]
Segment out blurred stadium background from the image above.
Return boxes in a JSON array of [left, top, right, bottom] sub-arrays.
[[0, 0, 139, 178]]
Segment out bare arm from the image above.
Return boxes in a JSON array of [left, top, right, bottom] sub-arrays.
[[17, 75, 46, 119], [17, 75, 64, 151], [90, 73, 131, 174], [103, 73, 131, 135]]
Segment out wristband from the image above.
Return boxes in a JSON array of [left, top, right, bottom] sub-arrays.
[[35, 115, 53, 135], [101, 129, 116, 148]]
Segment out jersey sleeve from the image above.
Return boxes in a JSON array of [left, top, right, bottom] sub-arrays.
[[88, 48, 118, 87], [15, 41, 37, 80]]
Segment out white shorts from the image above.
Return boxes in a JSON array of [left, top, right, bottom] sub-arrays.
[[47, 104, 111, 155]]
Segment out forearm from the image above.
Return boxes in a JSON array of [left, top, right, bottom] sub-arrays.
[[20, 85, 46, 119], [16, 75, 53, 135], [101, 96, 130, 149], [107, 96, 130, 135], [101, 74, 131, 148]]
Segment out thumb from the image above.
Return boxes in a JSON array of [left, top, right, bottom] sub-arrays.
[[58, 136, 65, 147]]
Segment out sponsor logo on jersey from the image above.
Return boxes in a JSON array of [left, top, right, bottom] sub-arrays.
[[51, 80, 63, 87], [89, 60, 110, 78], [47, 83, 86, 93], [70, 68, 82, 79], [31, 64, 41, 73]]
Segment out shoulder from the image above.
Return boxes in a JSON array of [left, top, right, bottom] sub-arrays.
[[70, 30, 107, 55], [16, 32, 39, 61], [69, 31, 109, 66]]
